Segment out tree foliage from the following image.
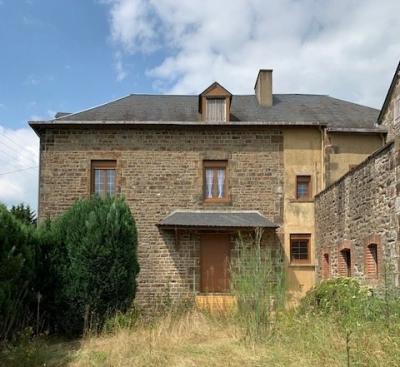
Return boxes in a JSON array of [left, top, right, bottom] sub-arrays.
[[0, 196, 139, 339], [10, 204, 36, 226], [0, 204, 35, 341], [48, 196, 139, 336]]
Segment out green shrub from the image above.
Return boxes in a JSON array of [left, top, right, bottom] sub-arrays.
[[299, 277, 400, 324], [230, 229, 285, 341], [0, 204, 35, 341], [49, 196, 139, 336]]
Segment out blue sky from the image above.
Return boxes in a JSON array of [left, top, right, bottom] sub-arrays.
[[0, 0, 163, 129], [0, 0, 399, 211]]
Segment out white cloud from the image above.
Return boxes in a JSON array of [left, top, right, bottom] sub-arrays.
[[114, 51, 128, 81], [29, 110, 56, 121], [24, 74, 40, 86], [103, 0, 400, 108], [0, 125, 39, 212]]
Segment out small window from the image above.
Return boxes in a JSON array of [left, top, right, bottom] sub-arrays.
[[296, 176, 311, 200], [322, 253, 330, 279], [365, 243, 378, 279], [206, 98, 226, 122], [290, 234, 310, 264], [91, 160, 117, 196], [203, 160, 228, 202], [339, 248, 351, 277]]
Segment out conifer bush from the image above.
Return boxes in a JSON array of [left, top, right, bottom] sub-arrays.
[[49, 196, 139, 336], [0, 204, 35, 341]]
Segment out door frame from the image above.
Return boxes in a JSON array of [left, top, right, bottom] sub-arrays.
[[199, 232, 232, 294]]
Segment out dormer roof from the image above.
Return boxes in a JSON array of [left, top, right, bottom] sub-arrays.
[[198, 82, 232, 114]]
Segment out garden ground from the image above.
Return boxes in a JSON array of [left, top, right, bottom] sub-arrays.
[[2, 307, 400, 367]]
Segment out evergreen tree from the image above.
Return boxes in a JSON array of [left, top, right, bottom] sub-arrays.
[[10, 203, 36, 226], [0, 204, 35, 340], [49, 196, 139, 335]]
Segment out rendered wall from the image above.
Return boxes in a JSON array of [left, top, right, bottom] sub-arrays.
[[283, 127, 323, 300]]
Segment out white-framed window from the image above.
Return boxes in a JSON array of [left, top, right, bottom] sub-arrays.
[[206, 98, 226, 122]]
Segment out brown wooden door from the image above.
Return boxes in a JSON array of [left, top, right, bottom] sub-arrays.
[[200, 233, 231, 293]]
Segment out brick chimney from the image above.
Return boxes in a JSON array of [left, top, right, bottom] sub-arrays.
[[254, 69, 273, 107]]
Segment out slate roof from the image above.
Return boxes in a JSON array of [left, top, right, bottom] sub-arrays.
[[51, 94, 381, 130], [158, 210, 278, 229]]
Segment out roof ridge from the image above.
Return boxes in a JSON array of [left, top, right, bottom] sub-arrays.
[[54, 94, 133, 121], [324, 95, 379, 111]]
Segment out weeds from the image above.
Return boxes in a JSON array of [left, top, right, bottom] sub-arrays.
[[230, 228, 285, 341]]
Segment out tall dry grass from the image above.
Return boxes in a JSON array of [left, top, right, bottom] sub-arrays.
[[69, 309, 400, 367], [2, 300, 400, 366]]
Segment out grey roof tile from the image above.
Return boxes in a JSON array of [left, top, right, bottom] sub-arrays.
[[54, 94, 380, 130], [158, 210, 278, 228]]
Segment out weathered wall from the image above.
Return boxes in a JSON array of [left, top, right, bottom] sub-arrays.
[[315, 141, 400, 284], [283, 127, 323, 299], [38, 126, 284, 308], [381, 72, 400, 141], [326, 133, 383, 185]]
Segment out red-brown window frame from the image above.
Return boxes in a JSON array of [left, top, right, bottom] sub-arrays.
[[290, 234, 311, 264], [296, 175, 312, 200], [203, 160, 229, 203], [91, 160, 117, 196]]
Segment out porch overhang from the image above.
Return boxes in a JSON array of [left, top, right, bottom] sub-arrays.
[[157, 209, 279, 230]]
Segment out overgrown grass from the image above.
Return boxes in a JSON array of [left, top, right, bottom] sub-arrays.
[[2, 306, 399, 367], [2, 230, 400, 366]]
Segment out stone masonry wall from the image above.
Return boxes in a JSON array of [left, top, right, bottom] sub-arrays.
[[315, 141, 400, 285], [381, 69, 400, 141], [38, 126, 284, 308]]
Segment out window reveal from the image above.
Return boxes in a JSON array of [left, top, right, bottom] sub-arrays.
[[203, 161, 228, 202], [91, 160, 117, 196]]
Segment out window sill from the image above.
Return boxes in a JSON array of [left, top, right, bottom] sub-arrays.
[[203, 199, 232, 206], [289, 199, 314, 203], [289, 263, 315, 268]]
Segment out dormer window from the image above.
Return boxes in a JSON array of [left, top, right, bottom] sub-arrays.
[[207, 98, 226, 122], [199, 82, 232, 122]]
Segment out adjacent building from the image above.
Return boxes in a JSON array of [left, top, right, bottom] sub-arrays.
[[30, 69, 385, 307], [315, 61, 400, 286]]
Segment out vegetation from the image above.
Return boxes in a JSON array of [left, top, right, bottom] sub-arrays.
[[2, 293, 400, 367], [0, 204, 35, 341], [47, 196, 139, 336], [0, 196, 139, 342], [230, 229, 285, 340], [9, 204, 36, 226], [1, 209, 400, 366]]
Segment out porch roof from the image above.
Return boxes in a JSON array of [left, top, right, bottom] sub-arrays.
[[158, 210, 278, 229]]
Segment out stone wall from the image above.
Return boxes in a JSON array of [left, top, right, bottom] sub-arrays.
[[38, 126, 284, 308], [381, 69, 400, 141], [315, 141, 400, 285]]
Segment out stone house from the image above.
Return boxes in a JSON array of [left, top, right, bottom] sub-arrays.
[[30, 69, 385, 307], [315, 61, 400, 286]]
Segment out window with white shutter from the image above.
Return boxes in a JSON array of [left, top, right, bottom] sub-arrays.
[[206, 98, 226, 122]]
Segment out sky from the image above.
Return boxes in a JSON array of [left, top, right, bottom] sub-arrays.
[[0, 0, 399, 213]]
